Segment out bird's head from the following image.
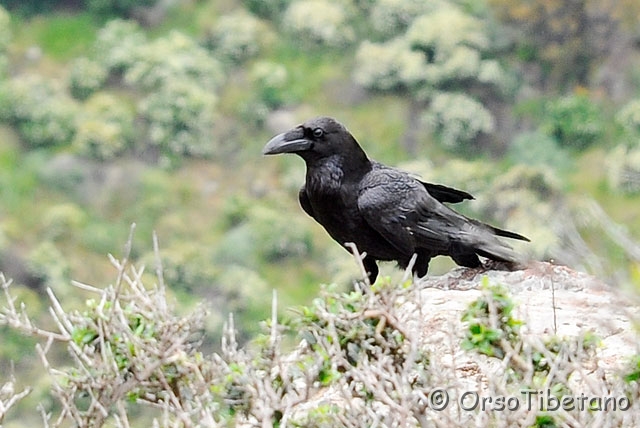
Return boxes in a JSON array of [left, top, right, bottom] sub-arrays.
[[262, 117, 368, 165]]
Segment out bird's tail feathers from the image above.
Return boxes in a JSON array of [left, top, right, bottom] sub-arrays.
[[462, 227, 527, 266], [469, 219, 530, 242], [489, 225, 530, 242], [475, 243, 525, 265]]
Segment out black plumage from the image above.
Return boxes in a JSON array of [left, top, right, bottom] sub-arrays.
[[263, 117, 529, 283]]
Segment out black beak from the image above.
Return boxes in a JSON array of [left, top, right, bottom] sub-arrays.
[[262, 129, 313, 155]]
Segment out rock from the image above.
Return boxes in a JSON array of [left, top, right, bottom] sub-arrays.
[[284, 261, 640, 427], [417, 261, 637, 363]]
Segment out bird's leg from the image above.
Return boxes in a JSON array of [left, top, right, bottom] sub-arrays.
[[362, 256, 379, 285], [413, 250, 432, 278]]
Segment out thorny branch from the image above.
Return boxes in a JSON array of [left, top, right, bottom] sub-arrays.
[[0, 236, 638, 427]]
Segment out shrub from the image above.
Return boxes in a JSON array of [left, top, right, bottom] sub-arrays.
[[94, 19, 146, 73], [368, 0, 429, 39], [606, 145, 640, 194], [616, 98, 640, 141], [405, 6, 489, 86], [352, 39, 424, 92], [0, 242, 639, 426], [407, 7, 489, 54], [124, 31, 224, 92], [142, 242, 218, 294], [541, 94, 604, 150], [250, 61, 289, 108], [73, 92, 135, 160], [422, 92, 495, 149], [26, 241, 70, 291], [205, 11, 270, 63], [283, 0, 355, 48], [0, 75, 78, 148], [68, 57, 108, 100], [138, 79, 217, 158], [41, 203, 88, 241]]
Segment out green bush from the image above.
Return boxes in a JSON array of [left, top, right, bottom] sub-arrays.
[[353, 38, 424, 92], [355, 2, 501, 96], [541, 94, 604, 150], [205, 11, 270, 63], [68, 57, 108, 100], [606, 145, 640, 194], [0, 75, 78, 148], [138, 79, 217, 158], [41, 203, 88, 241], [250, 61, 289, 109], [283, 0, 355, 48], [26, 241, 70, 291], [124, 30, 224, 92], [142, 242, 217, 294], [422, 92, 495, 149], [368, 0, 429, 39], [407, 5, 489, 54], [616, 98, 640, 141], [73, 92, 135, 160], [1, 242, 639, 426], [406, 6, 489, 85], [94, 19, 146, 73]]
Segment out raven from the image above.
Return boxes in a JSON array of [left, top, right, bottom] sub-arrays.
[[263, 116, 529, 283]]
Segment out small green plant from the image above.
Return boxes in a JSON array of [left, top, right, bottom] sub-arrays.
[[624, 354, 640, 383], [461, 278, 522, 358], [532, 414, 559, 428]]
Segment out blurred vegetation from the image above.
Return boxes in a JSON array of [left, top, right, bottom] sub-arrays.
[[0, 0, 639, 424]]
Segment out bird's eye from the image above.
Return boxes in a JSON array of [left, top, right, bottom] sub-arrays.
[[312, 128, 324, 138]]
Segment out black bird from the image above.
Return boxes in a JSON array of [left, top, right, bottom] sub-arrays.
[[263, 117, 529, 284]]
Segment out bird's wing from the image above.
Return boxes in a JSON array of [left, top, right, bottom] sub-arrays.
[[357, 168, 451, 256], [371, 161, 473, 204], [357, 184, 416, 256], [358, 166, 513, 258], [298, 186, 316, 219], [420, 181, 474, 204]]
